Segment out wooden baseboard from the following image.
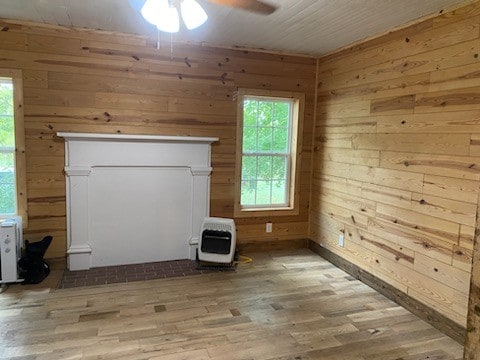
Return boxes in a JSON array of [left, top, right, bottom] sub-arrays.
[[237, 238, 308, 253], [308, 240, 466, 344]]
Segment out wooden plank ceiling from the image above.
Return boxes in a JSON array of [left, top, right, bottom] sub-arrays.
[[0, 0, 472, 55]]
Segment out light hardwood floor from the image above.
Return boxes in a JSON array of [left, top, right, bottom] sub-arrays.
[[0, 249, 463, 360]]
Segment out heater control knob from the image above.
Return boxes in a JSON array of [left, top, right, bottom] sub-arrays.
[[4, 238, 10, 244], [5, 248, 10, 253]]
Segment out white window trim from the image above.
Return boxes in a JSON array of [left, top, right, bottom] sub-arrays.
[[234, 89, 304, 218], [240, 96, 293, 208]]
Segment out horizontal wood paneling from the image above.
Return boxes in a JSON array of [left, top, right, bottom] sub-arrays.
[[310, 2, 480, 327], [0, 19, 316, 259], [309, 241, 467, 344]]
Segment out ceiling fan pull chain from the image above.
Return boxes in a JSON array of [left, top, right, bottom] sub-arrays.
[[170, 32, 174, 61]]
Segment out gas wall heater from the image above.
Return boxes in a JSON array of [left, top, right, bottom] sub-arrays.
[[199, 217, 236, 263], [0, 217, 23, 284]]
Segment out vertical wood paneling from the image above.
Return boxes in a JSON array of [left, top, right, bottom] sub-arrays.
[[310, 2, 480, 327], [0, 19, 316, 259]]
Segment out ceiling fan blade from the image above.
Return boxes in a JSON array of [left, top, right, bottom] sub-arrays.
[[207, 0, 277, 15], [129, 0, 146, 11]]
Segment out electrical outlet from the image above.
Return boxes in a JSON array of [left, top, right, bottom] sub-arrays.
[[266, 222, 273, 233], [338, 234, 344, 247]]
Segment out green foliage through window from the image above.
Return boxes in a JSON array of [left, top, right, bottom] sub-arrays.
[[241, 96, 292, 207], [0, 79, 16, 214]]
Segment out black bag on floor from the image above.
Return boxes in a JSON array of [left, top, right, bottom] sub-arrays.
[[18, 236, 53, 284]]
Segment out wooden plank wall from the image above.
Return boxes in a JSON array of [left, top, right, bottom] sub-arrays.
[[0, 19, 316, 259], [310, 2, 480, 326]]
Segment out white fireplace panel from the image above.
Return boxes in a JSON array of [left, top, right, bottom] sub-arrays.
[[89, 167, 193, 267], [58, 132, 218, 270], [68, 141, 210, 167]]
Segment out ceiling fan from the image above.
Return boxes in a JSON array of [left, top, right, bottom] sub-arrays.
[[205, 0, 277, 15], [130, 0, 277, 33]]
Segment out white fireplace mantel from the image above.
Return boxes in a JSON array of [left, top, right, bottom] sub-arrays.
[[58, 132, 219, 143], [58, 132, 218, 271]]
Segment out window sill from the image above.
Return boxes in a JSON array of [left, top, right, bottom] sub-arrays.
[[234, 206, 299, 218]]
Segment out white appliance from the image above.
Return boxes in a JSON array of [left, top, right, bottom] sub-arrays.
[[0, 217, 23, 284], [198, 217, 236, 263]]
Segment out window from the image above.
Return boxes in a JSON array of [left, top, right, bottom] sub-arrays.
[[0, 69, 27, 224], [0, 78, 15, 214], [235, 89, 304, 217]]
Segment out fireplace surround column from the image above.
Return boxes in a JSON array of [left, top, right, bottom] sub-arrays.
[[65, 166, 92, 270]]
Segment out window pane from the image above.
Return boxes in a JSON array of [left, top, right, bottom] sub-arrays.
[[272, 180, 286, 204], [242, 127, 256, 152], [0, 82, 14, 116], [0, 183, 15, 214], [258, 101, 273, 126], [256, 180, 271, 205], [0, 152, 16, 214], [257, 156, 272, 180], [273, 102, 289, 127], [0, 115, 15, 147], [272, 156, 287, 180], [0, 152, 14, 174], [241, 156, 257, 180], [273, 127, 288, 153], [241, 180, 256, 205], [257, 127, 272, 152], [243, 99, 258, 126]]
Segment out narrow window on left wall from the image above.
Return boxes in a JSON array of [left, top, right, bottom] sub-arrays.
[[0, 78, 16, 215], [0, 70, 27, 224]]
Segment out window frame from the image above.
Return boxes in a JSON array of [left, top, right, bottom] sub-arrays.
[[241, 96, 293, 209], [0, 69, 27, 226], [234, 88, 304, 218]]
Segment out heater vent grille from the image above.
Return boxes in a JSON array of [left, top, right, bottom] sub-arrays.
[[199, 217, 236, 263], [203, 222, 233, 233]]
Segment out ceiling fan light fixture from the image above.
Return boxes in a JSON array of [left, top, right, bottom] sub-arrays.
[[180, 0, 208, 30], [133, 0, 276, 34], [141, 0, 180, 33]]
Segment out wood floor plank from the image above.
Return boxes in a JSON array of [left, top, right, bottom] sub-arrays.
[[0, 249, 463, 359]]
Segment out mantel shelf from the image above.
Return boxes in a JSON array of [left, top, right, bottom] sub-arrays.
[[57, 132, 219, 144]]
